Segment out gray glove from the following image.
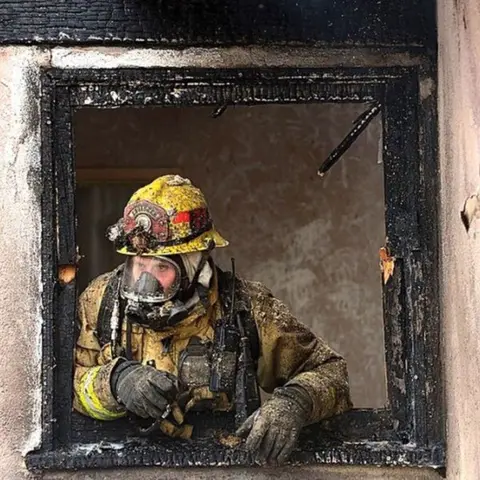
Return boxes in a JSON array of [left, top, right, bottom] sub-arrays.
[[111, 360, 178, 419], [235, 385, 312, 465]]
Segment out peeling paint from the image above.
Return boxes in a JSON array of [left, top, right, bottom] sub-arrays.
[[379, 247, 395, 284], [59, 265, 77, 285], [460, 189, 480, 232], [75, 442, 126, 455], [420, 77, 435, 100]]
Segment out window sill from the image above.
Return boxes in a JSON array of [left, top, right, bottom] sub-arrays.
[[26, 439, 444, 471], [26, 410, 445, 472]]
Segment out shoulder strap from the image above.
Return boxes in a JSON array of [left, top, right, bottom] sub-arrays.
[[216, 267, 260, 363], [96, 265, 124, 347]]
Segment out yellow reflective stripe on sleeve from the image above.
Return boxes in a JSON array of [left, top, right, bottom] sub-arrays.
[[78, 367, 125, 421]]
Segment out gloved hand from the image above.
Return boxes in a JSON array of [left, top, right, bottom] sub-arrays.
[[235, 385, 312, 465], [111, 360, 178, 419]]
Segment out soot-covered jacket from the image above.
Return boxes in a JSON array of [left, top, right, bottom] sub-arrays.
[[73, 266, 352, 432]]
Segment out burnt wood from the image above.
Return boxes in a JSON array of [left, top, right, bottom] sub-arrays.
[[28, 66, 444, 472], [26, 441, 444, 472], [39, 73, 55, 452], [0, 0, 435, 48], [416, 65, 444, 446]]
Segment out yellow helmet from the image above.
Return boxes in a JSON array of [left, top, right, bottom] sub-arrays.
[[108, 175, 228, 256]]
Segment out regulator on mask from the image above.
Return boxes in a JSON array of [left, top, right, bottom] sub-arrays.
[[120, 255, 190, 330]]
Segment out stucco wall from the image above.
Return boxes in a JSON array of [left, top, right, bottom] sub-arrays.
[[438, 1, 480, 479], [0, 47, 49, 479], [0, 46, 443, 479], [44, 465, 441, 480]]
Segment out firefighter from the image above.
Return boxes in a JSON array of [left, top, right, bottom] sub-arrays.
[[74, 174, 352, 465]]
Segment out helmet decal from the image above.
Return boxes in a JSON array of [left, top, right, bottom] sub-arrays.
[[123, 201, 169, 242]]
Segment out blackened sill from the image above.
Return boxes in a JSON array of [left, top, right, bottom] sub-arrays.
[[26, 439, 444, 471]]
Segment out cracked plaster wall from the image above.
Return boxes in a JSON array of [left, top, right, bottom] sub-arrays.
[[438, 0, 480, 479], [0, 46, 443, 479], [0, 46, 48, 479]]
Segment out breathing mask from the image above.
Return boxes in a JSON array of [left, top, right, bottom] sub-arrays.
[[120, 255, 190, 330]]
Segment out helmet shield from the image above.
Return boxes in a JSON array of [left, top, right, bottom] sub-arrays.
[[121, 256, 181, 304]]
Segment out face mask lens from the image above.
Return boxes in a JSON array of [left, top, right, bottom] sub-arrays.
[[121, 256, 181, 303]]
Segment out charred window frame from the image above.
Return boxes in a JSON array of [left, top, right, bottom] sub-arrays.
[[26, 66, 444, 472]]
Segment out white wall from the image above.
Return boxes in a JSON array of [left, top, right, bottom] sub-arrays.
[[0, 46, 48, 479], [438, 0, 480, 478]]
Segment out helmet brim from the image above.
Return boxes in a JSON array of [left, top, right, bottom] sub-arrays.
[[116, 228, 228, 256]]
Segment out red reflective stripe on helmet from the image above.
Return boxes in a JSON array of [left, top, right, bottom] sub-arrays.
[[173, 211, 191, 224]]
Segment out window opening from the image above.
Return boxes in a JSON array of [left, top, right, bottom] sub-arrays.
[[26, 67, 443, 472], [74, 103, 387, 409]]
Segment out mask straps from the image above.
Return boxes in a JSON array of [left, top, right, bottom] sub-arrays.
[[183, 240, 215, 306]]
